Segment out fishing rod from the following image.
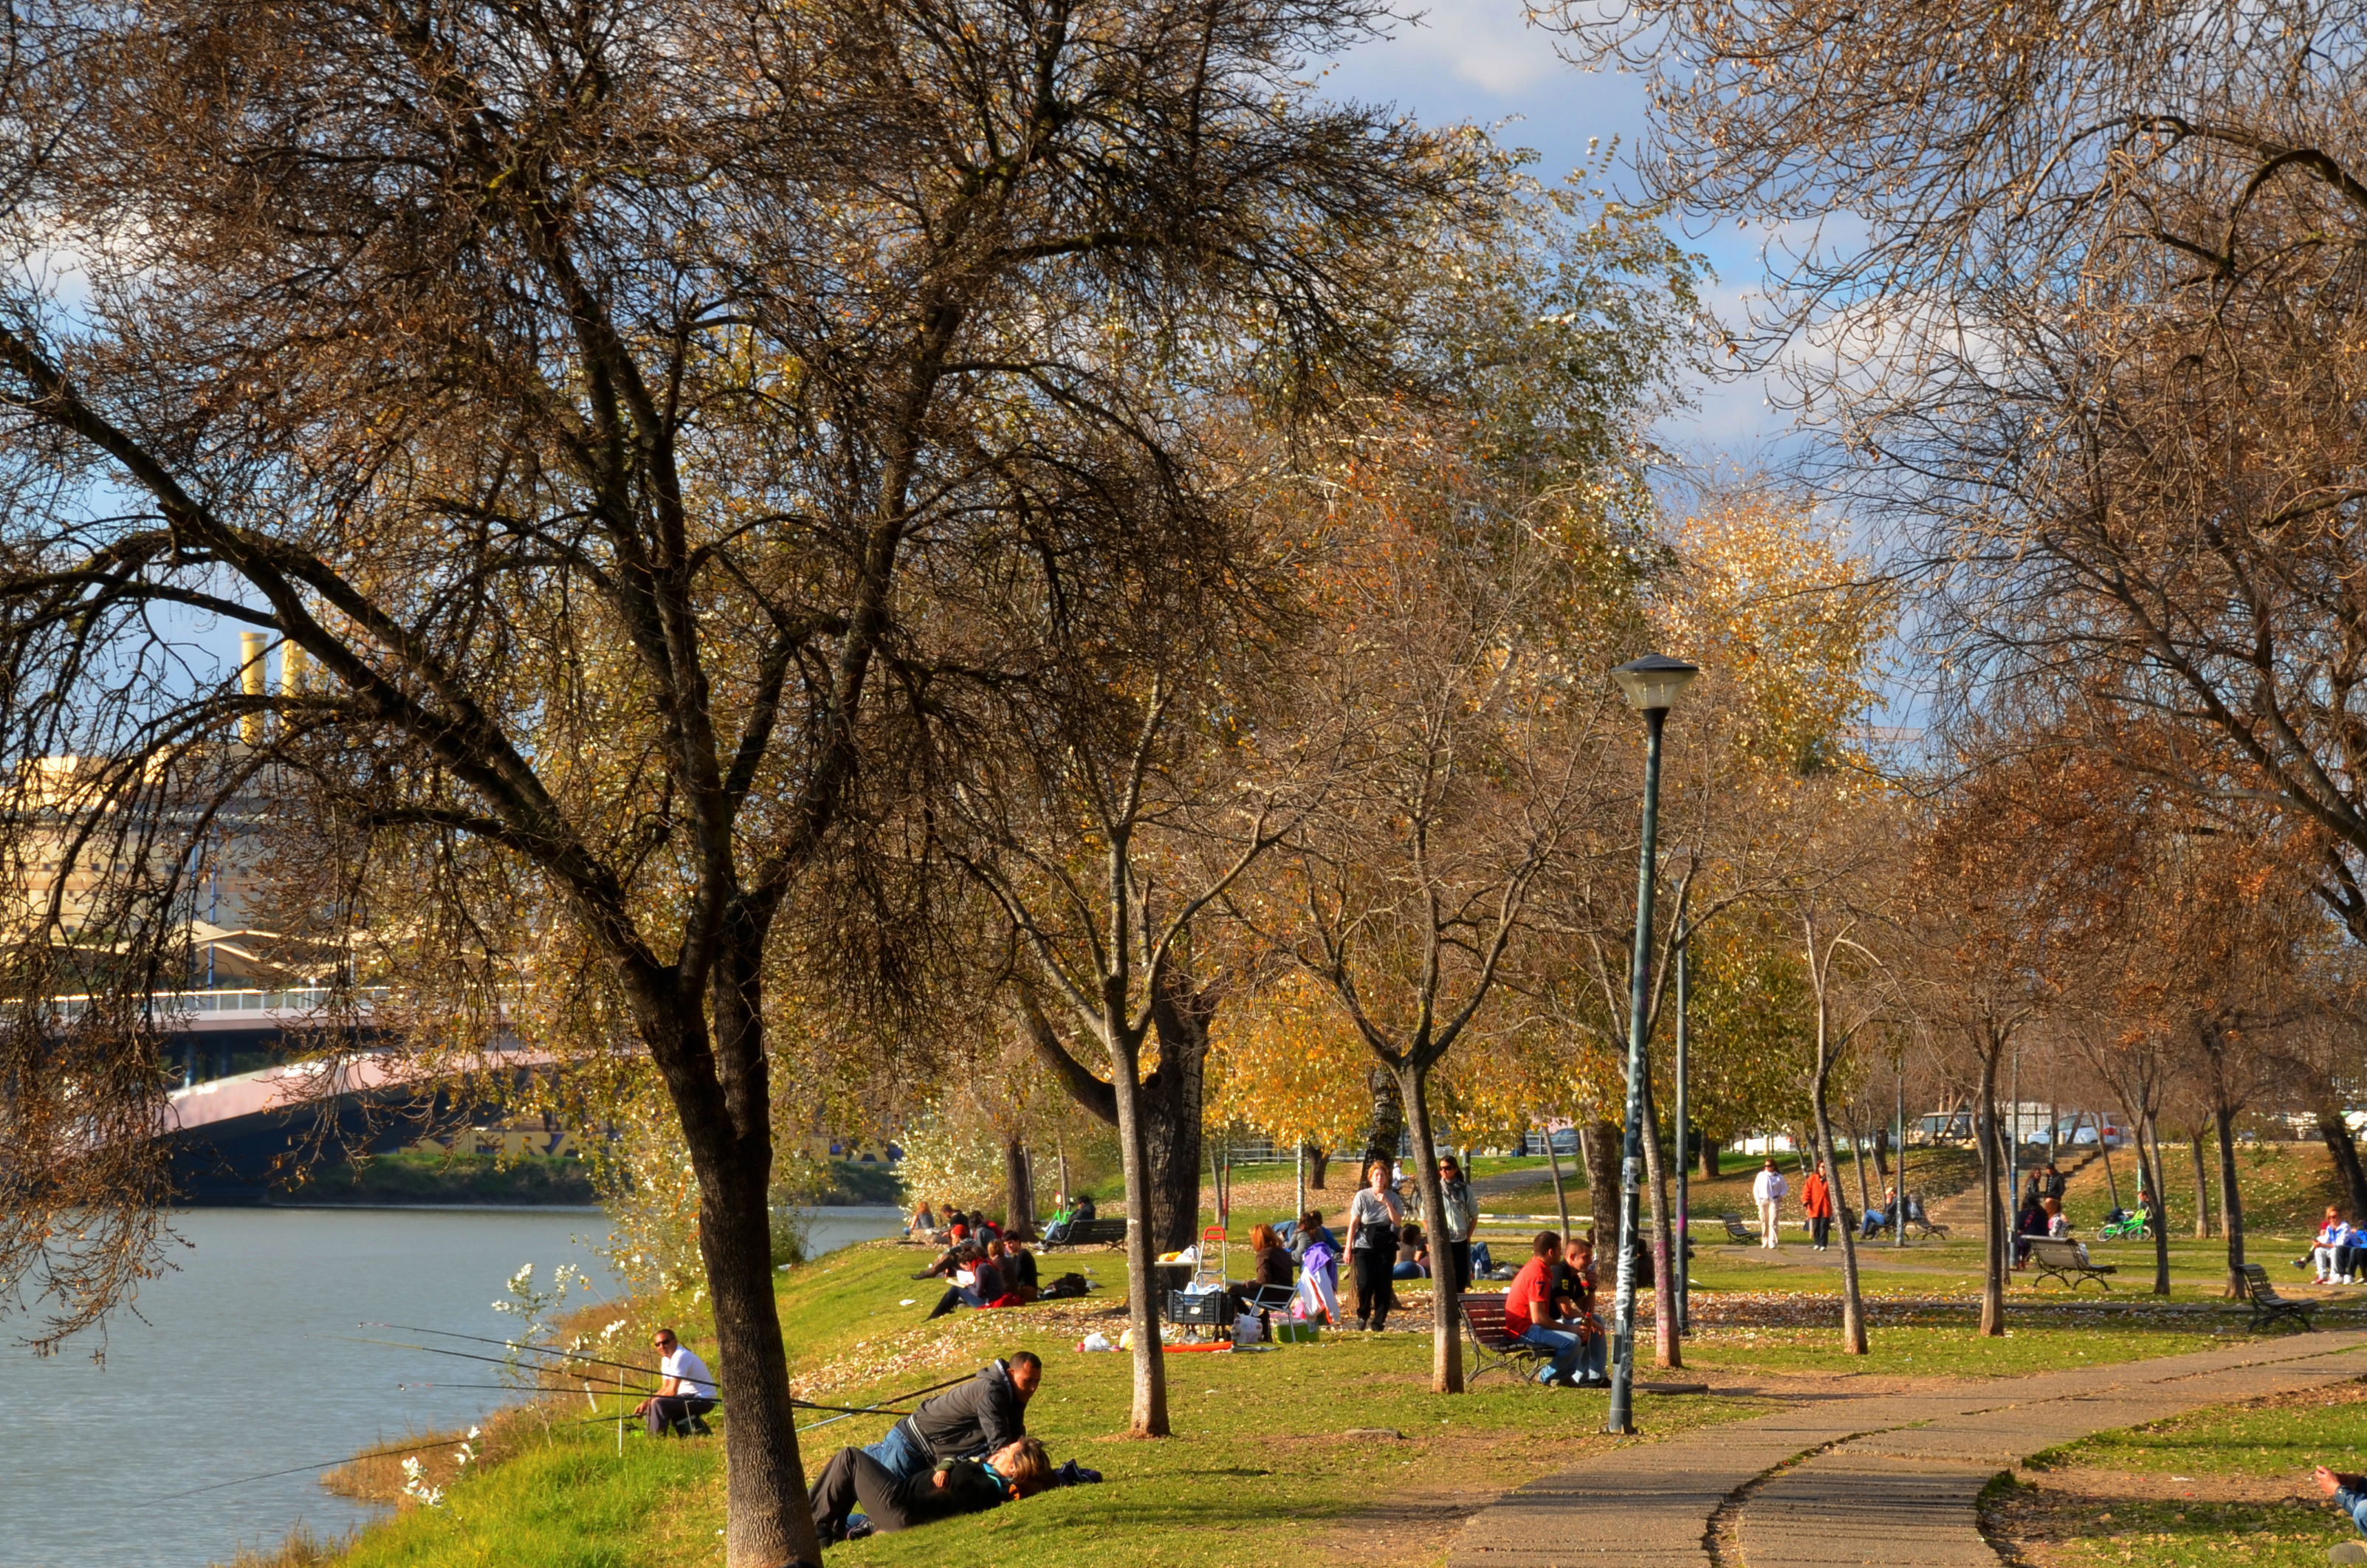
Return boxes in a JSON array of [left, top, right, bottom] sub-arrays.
[[141, 1436, 474, 1506], [362, 1321, 677, 1386], [334, 1334, 655, 1392]]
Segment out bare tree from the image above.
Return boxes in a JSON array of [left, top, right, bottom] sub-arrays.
[[0, 1, 1468, 1555]]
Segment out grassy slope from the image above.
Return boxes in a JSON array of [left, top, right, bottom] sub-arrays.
[[309, 1141, 2366, 1567], [333, 1239, 1769, 1568]]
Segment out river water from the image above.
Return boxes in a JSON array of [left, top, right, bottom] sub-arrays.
[[0, 1204, 905, 1568]]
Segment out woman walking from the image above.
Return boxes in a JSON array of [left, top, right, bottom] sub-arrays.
[[1801, 1160, 1835, 1251], [1347, 1155, 1406, 1330]]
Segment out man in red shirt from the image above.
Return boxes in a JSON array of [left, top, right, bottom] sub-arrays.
[[1504, 1231, 1587, 1387]]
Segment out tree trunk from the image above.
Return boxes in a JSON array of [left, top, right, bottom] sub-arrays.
[[2141, 1112, 2171, 1296], [1143, 986, 1214, 1254], [1976, 1042, 2005, 1336], [2094, 1114, 2120, 1211], [1366, 1065, 1405, 1166], [2318, 1106, 2367, 1217], [1809, 1014, 1867, 1355], [2213, 1095, 2247, 1299], [1304, 1143, 1330, 1192], [2188, 1128, 2213, 1239], [1698, 1137, 1720, 1180], [675, 948, 821, 1568], [1401, 1065, 1464, 1393], [1581, 1118, 1623, 1254], [1542, 1124, 1573, 1238], [1003, 1134, 1034, 1237], [1105, 1028, 1170, 1437], [1849, 1118, 1875, 1223], [1872, 1126, 1890, 1181], [1026, 983, 1209, 1257], [1636, 1069, 1680, 1369]]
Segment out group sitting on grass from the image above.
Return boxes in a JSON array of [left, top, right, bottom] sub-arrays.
[[917, 1237, 1040, 1316], [811, 1352, 1099, 1547]]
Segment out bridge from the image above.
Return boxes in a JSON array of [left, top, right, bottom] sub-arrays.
[[121, 986, 527, 1203]]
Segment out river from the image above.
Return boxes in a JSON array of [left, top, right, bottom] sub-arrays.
[[0, 1204, 906, 1568]]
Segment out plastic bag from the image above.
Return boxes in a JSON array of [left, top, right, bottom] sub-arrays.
[[1078, 1331, 1114, 1352], [1233, 1312, 1261, 1347]]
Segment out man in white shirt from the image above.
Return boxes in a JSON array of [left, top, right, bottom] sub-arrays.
[[634, 1327, 718, 1437], [1752, 1160, 1787, 1249]]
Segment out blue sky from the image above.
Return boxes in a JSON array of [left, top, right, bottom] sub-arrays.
[[1322, 1, 1794, 459]]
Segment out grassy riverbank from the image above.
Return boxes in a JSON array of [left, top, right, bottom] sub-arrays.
[[271, 1214, 2367, 1568]]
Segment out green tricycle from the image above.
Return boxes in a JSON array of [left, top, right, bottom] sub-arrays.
[[2099, 1206, 2152, 1242]]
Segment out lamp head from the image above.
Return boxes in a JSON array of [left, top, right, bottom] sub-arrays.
[[1609, 653, 1700, 714]]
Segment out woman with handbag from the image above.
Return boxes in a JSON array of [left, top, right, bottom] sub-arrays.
[[1347, 1155, 1406, 1330]]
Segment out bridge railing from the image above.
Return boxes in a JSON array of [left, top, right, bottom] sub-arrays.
[[50, 985, 391, 1021]]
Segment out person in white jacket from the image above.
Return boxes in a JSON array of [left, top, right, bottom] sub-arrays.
[[1753, 1160, 1788, 1249]]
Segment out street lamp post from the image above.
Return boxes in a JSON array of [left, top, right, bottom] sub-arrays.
[[1605, 653, 1698, 1436]]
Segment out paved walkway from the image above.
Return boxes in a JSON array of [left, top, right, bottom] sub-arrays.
[[1446, 1331, 2367, 1568]]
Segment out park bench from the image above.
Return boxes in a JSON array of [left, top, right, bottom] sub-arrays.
[[2027, 1237, 2115, 1290], [1460, 1293, 1553, 1386], [1041, 1217, 1127, 1250], [1720, 1214, 1757, 1244], [1903, 1203, 1950, 1241], [2238, 1262, 2317, 1333]]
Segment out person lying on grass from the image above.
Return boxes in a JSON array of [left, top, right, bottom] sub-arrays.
[[2316, 1465, 2367, 1563], [811, 1436, 1052, 1544], [864, 1354, 1042, 1485]]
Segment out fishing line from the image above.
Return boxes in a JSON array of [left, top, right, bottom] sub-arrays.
[[360, 1321, 669, 1384], [140, 1436, 475, 1505]]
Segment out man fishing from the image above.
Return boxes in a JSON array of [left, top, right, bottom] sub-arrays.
[[631, 1327, 718, 1437], [862, 1352, 1040, 1482]]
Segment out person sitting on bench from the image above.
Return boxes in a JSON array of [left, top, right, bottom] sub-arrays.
[[812, 1435, 1051, 1544], [1550, 1234, 1608, 1384], [2012, 1196, 2047, 1268], [1861, 1186, 1897, 1239], [632, 1327, 717, 1437], [1505, 1231, 1590, 1388]]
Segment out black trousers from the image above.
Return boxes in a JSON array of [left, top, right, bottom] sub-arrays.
[[1445, 1238, 1472, 1295], [1350, 1247, 1395, 1329], [646, 1395, 715, 1437], [811, 1446, 921, 1541], [1809, 1215, 1832, 1248]]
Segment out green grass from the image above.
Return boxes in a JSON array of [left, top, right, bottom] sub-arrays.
[[2033, 1381, 2367, 1477], [309, 1139, 2367, 1567], [324, 1239, 1773, 1568], [1979, 1379, 2367, 1568]]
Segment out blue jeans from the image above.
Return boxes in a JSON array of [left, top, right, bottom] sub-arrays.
[[2338, 1483, 2367, 1538], [862, 1420, 932, 1485], [1517, 1324, 1584, 1384]]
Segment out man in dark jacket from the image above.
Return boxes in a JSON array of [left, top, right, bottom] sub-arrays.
[[811, 1436, 1051, 1544], [863, 1353, 1042, 1484]]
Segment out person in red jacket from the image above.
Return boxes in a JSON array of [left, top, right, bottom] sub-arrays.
[[1503, 1231, 1590, 1387], [1801, 1160, 1836, 1251]]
